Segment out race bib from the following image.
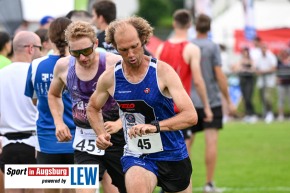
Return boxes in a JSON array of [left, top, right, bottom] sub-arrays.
[[122, 112, 164, 154], [127, 133, 163, 154], [73, 127, 104, 155]]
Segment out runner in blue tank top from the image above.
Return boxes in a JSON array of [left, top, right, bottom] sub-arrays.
[[48, 21, 126, 193], [25, 17, 75, 193], [87, 16, 197, 193], [24, 17, 75, 161]]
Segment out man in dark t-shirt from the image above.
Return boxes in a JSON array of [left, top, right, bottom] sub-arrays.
[[92, 0, 152, 56]]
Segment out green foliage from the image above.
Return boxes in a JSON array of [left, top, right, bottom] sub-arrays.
[[136, 0, 172, 27], [136, 0, 188, 28], [136, 0, 191, 38]]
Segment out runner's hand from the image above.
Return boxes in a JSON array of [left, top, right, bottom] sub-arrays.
[[55, 123, 72, 142], [96, 133, 112, 150]]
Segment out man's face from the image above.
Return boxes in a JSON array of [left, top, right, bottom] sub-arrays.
[[32, 38, 43, 59], [114, 25, 144, 68], [91, 10, 101, 30], [69, 37, 96, 68]]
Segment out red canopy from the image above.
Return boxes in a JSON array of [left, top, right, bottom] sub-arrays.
[[234, 28, 290, 54]]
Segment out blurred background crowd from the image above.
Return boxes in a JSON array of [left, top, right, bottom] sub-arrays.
[[0, 0, 290, 116]]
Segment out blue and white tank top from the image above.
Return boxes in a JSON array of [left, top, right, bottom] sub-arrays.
[[114, 57, 188, 161], [25, 55, 75, 154]]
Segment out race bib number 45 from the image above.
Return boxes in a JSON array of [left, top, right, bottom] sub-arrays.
[[127, 133, 163, 154], [73, 127, 104, 155]]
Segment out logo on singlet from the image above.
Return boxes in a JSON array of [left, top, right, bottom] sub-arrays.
[[125, 114, 135, 123], [117, 90, 131, 94], [42, 73, 53, 82], [144, 88, 150, 94], [119, 103, 135, 109]]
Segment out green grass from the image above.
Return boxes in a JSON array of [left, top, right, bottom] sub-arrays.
[[151, 120, 290, 193], [99, 120, 290, 193], [189, 120, 290, 193]]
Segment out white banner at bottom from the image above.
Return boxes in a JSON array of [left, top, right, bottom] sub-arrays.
[[5, 164, 99, 189]]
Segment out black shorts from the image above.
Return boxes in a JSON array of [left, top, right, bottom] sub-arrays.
[[157, 157, 192, 192], [74, 146, 126, 193], [37, 151, 74, 164], [182, 106, 223, 139], [121, 156, 192, 192], [0, 143, 37, 172]]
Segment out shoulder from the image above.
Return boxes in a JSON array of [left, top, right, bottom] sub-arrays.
[[31, 55, 49, 69], [99, 64, 115, 88], [185, 42, 200, 53], [54, 56, 70, 73], [32, 55, 49, 64], [105, 52, 122, 67], [56, 56, 70, 67], [156, 59, 176, 77]]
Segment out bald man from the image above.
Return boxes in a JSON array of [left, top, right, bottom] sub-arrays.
[[0, 31, 42, 193]]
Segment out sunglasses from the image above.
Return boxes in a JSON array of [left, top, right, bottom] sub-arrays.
[[69, 43, 94, 58], [23, 45, 42, 51]]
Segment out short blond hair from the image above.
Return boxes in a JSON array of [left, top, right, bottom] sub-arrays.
[[65, 21, 97, 43]]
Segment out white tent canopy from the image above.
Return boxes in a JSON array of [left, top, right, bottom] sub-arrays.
[[211, 0, 290, 45]]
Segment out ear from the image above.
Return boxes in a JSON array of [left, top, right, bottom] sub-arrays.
[[4, 41, 12, 53], [100, 15, 105, 23], [28, 45, 34, 55], [95, 39, 99, 47], [173, 20, 176, 28]]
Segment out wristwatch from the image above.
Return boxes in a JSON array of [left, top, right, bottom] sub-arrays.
[[150, 120, 160, 133]]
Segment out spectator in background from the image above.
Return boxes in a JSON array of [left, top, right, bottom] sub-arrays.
[[0, 31, 42, 193], [25, 17, 75, 193], [190, 14, 236, 193], [92, 0, 152, 56], [0, 30, 13, 193], [66, 10, 92, 23], [14, 19, 29, 35], [35, 28, 52, 56], [233, 47, 257, 123], [39, 16, 54, 30], [0, 31, 12, 69], [219, 44, 238, 123], [255, 43, 277, 123], [92, 0, 118, 54], [155, 9, 212, 153], [250, 36, 262, 65], [276, 48, 290, 121]]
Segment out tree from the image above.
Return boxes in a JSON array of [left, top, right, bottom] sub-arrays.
[[136, 0, 172, 26]]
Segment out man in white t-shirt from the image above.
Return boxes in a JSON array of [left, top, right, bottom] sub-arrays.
[[0, 31, 42, 193], [255, 43, 277, 123]]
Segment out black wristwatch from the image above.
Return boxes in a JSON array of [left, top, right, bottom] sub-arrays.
[[150, 120, 160, 133]]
